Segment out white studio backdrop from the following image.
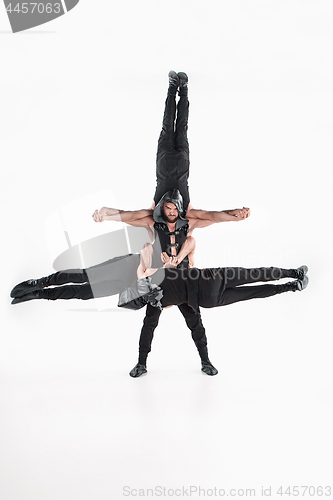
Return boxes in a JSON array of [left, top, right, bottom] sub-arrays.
[[0, 1, 332, 500]]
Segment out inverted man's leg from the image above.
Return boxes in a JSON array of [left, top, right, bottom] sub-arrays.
[[157, 92, 177, 156], [174, 94, 189, 154], [174, 74, 190, 211], [154, 73, 178, 206], [154, 97, 177, 206]]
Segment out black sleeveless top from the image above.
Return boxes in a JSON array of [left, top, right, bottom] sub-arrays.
[[151, 222, 189, 269]]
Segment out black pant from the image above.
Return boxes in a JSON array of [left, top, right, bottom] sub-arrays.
[[221, 267, 292, 306], [144, 91, 206, 364], [153, 93, 190, 211], [197, 266, 295, 308], [138, 303, 209, 365], [40, 254, 140, 301]]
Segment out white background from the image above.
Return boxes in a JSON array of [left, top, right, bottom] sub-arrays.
[[1, 1, 332, 499]]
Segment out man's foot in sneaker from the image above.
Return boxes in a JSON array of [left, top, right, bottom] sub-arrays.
[[10, 279, 40, 298], [129, 363, 147, 378], [201, 360, 218, 376], [293, 265, 308, 280], [168, 70, 179, 95], [177, 71, 188, 95]]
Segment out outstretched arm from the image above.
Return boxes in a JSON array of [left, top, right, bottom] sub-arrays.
[[187, 206, 250, 222], [92, 207, 153, 226], [187, 207, 250, 229]]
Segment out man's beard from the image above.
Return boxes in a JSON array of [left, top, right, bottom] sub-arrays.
[[162, 211, 178, 224]]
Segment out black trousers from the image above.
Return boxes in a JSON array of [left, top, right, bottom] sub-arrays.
[[40, 254, 140, 301], [153, 92, 190, 211], [197, 267, 296, 308], [138, 303, 209, 365], [143, 91, 207, 365], [222, 267, 289, 306]]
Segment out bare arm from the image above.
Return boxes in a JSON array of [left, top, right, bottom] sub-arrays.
[[187, 206, 250, 222], [137, 250, 180, 279], [161, 236, 196, 268], [92, 207, 153, 226], [187, 207, 250, 229], [137, 265, 159, 280], [137, 260, 174, 280]]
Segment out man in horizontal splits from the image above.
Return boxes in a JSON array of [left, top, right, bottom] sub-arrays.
[[92, 71, 250, 377], [10, 259, 309, 319]]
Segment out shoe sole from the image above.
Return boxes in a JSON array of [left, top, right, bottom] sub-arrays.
[[299, 265, 308, 274], [168, 70, 178, 79], [177, 72, 188, 83], [297, 275, 309, 291], [10, 284, 40, 298]]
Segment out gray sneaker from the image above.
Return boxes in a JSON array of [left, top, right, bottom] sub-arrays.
[[168, 70, 180, 90], [177, 71, 188, 95], [297, 274, 309, 291], [129, 363, 147, 378]]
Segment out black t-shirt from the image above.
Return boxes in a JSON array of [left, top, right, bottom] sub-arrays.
[[150, 268, 187, 307], [150, 267, 227, 310]]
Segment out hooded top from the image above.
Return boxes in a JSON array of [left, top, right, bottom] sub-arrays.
[[153, 189, 188, 230], [151, 189, 190, 269]]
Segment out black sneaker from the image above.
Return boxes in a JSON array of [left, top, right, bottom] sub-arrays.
[[297, 274, 309, 291], [168, 70, 180, 88], [129, 363, 147, 378], [294, 265, 308, 280], [287, 275, 309, 292], [10, 279, 40, 298], [177, 72, 188, 95], [201, 360, 218, 376], [11, 290, 42, 304]]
